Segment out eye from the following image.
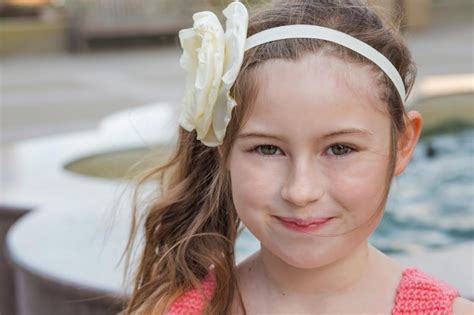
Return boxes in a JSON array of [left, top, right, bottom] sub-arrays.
[[328, 144, 354, 157], [253, 144, 282, 156]]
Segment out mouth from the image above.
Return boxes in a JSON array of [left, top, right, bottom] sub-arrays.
[[273, 216, 334, 233]]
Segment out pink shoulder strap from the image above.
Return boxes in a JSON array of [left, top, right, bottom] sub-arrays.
[[166, 273, 216, 315], [392, 268, 460, 315]]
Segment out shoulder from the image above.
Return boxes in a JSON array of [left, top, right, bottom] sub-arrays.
[[393, 268, 461, 314], [452, 297, 474, 315]]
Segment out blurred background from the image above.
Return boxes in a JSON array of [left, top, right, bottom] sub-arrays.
[[0, 0, 473, 315], [0, 0, 472, 144]]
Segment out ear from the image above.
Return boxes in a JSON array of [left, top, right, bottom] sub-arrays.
[[394, 110, 423, 176]]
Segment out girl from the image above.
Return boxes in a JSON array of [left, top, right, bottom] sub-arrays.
[[121, 0, 473, 314]]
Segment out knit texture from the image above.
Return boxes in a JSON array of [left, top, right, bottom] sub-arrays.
[[392, 267, 460, 315], [166, 272, 216, 315], [166, 267, 460, 314]]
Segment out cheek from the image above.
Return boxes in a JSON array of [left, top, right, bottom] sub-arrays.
[[229, 153, 282, 219], [330, 154, 389, 215]]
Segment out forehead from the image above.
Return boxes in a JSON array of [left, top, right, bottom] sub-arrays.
[[241, 53, 390, 135]]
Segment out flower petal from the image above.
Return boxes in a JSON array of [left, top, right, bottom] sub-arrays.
[[178, 11, 225, 141], [207, 1, 248, 145], [222, 1, 248, 86], [177, 2, 249, 146]]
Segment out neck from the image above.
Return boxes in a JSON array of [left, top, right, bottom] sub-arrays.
[[256, 241, 372, 299]]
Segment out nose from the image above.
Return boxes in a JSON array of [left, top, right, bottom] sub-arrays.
[[280, 158, 325, 207]]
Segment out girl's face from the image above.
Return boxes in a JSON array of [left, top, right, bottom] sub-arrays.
[[227, 53, 394, 269]]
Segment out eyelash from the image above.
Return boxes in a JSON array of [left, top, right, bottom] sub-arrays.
[[250, 143, 356, 159]]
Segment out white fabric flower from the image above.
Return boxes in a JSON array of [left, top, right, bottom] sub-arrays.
[[178, 1, 248, 146]]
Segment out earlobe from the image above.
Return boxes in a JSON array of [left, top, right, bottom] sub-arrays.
[[394, 111, 424, 177]]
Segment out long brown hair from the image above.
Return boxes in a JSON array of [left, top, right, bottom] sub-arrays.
[[120, 1, 417, 314]]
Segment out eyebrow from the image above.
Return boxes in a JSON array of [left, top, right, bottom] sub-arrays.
[[237, 128, 373, 141]]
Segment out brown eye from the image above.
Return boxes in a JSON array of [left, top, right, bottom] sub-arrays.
[[330, 144, 352, 156], [257, 145, 279, 155]]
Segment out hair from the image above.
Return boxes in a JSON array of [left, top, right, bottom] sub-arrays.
[[120, 0, 417, 314]]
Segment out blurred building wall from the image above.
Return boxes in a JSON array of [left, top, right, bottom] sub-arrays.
[[1, 0, 472, 57]]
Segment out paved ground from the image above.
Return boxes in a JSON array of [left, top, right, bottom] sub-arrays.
[[0, 13, 472, 146], [1, 45, 184, 144]]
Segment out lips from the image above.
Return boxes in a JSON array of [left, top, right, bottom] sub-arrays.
[[275, 216, 333, 226], [274, 216, 334, 233]]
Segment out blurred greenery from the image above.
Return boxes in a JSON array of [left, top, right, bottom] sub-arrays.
[[416, 93, 474, 137], [209, 0, 262, 10], [0, 18, 65, 56], [64, 146, 173, 181]]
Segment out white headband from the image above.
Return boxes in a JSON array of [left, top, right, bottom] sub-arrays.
[[245, 25, 406, 102], [178, 1, 406, 147]]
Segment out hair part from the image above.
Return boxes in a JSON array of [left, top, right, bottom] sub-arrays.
[[121, 1, 417, 314]]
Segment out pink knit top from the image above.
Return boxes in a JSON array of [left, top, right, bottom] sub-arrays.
[[166, 273, 216, 315], [392, 268, 460, 315], [166, 267, 460, 315]]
